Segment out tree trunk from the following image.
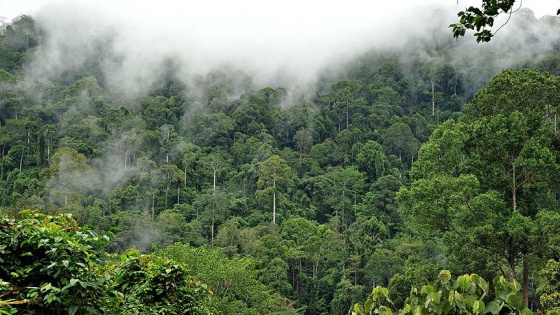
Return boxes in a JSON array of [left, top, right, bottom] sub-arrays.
[[346, 99, 349, 128], [151, 192, 155, 217], [211, 218, 215, 246], [165, 173, 170, 207], [314, 254, 320, 278], [508, 238, 516, 282], [431, 78, 436, 116], [512, 165, 517, 211], [1, 147, 4, 180], [272, 178, 276, 224], [212, 167, 217, 242], [184, 165, 188, 187], [523, 253, 529, 308], [124, 148, 130, 170], [47, 137, 50, 166], [19, 150, 23, 172]]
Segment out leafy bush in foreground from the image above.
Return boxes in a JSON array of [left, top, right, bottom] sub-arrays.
[[0, 211, 213, 314], [352, 270, 531, 315]]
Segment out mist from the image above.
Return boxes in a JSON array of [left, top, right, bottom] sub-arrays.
[[26, 0, 410, 92], [10, 0, 560, 202], [5, 1, 560, 199], [4, 1, 479, 91], [3, 0, 560, 258], [8, 0, 554, 98]]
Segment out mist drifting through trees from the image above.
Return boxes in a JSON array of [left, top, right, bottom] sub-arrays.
[[2, 0, 560, 314]]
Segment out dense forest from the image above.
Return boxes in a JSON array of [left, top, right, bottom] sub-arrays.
[[1, 8, 560, 314]]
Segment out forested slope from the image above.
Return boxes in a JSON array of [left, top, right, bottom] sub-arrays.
[[1, 11, 560, 314]]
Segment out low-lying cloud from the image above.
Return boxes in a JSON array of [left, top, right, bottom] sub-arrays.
[[21, 0, 471, 92], [7, 0, 560, 96]]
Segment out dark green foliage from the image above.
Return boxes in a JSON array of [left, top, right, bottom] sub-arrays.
[[450, 0, 517, 42], [112, 250, 212, 315], [0, 15, 40, 72], [398, 69, 560, 307], [0, 211, 213, 314], [0, 210, 111, 314], [1, 14, 560, 315]]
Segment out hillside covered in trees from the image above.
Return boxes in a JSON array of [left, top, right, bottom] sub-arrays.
[[1, 8, 560, 314]]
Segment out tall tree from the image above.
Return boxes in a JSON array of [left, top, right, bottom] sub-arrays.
[[46, 147, 100, 207], [257, 155, 293, 224], [398, 69, 560, 307]]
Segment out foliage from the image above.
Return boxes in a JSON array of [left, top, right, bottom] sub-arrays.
[[0, 211, 213, 314], [2, 14, 560, 315], [157, 243, 298, 314], [111, 250, 213, 315], [398, 69, 560, 307], [0, 210, 111, 314], [450, 0, 516, 42], [352, 270, 532, 315], [538, 260, 560, 315], [450, 1, 560, 43]]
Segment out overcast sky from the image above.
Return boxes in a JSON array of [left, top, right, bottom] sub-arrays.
[[2, 0, 559, 22], [2, 0, 559, 90]]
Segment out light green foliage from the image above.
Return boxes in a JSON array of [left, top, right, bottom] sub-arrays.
[[538, 260, 560, 315], [0, 15, 39, 72], [157, 243, 296, 314], [383, 121, 420, 165], [0, 69, 15, 84], [192, 112, 235, 147], [314, 166, 365, 225], [353, 271, 532, 315], [257, 155, 293, 192]]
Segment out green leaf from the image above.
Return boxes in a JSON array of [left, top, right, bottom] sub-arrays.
[[510, 279, 521, 292], [473, 300, 485, 314], [421, 284, 435, 294], [379, 306, 393, 315], [484, 301, 501, 315], [41, 283, 52, 292], [457, 274, 471, 291], [505, 292, 524, 309], [353, 303, 364, 315], [364, 298, 373, 313], [455, 291, 466, 310], [474, 275, 488, 293], [439, 270, 451, 282], [464, 295, 476, 308]]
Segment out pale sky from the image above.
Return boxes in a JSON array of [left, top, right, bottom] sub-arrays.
[[2, 0, 559, 24], [2, 0, 559, 91]]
